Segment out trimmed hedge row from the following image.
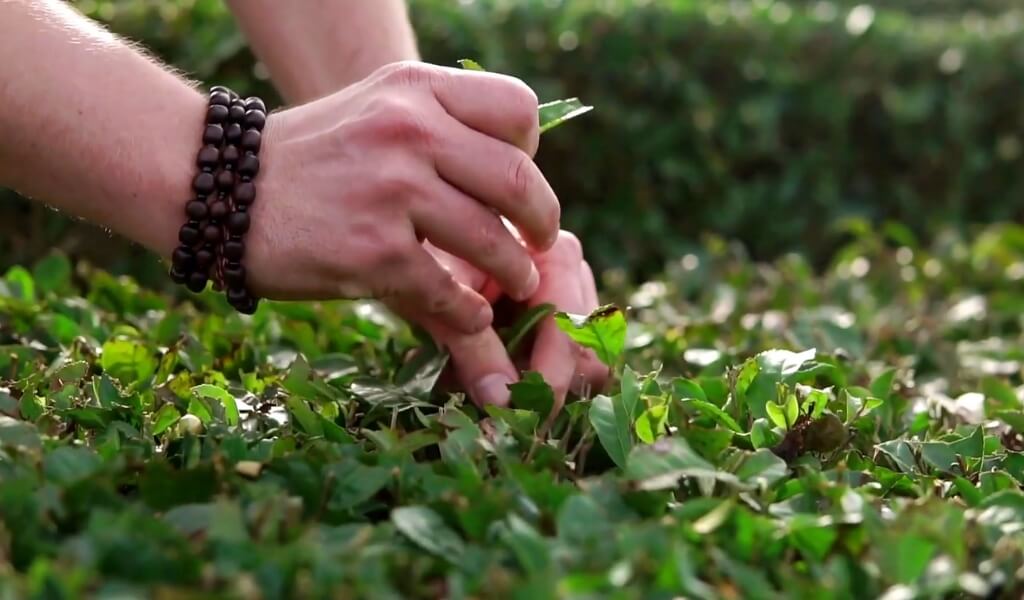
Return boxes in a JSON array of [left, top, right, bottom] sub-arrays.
[[3, 0, 1023, 276]]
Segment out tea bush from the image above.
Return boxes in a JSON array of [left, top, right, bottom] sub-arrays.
[[1, 221, 1023, 598]]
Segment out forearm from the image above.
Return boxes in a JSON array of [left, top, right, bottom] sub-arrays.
[[227, 0, 418, 104], [0, 0, 203, 259]]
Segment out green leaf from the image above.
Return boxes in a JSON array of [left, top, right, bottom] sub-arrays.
[[392, 506, 465, 561], [682, 427, 734, 461], [681, 399, 742, 433], [457, 58, 486, 71], [191, 384, 240, 427], [539, 98, 594, 133], [788, 519, 838, 562], [766, 401, 788, 431], [750, 418, 780, 449], [635, 403, 668, 444], [783, 393, 799, 428], [186, 396, 213, 425], [619, 365, 643, 421], [100, 339, 157, 387], [869, 368, 897, 399], [995, 410, 1024, 432], [2, 266, 35, 301], [0, 415, 41, 450], [734, 449, 789, 489], [743, 348, 818, 419], [625, 437, 738, 491], [501, 303, 555, 355], [983, 377, 1019, 411], [589, 395, 628, 469], [286, 397, 324, 436], [553, 304, 627, 366], [152, 404, 181, 435], [327, 463, 392, 511], [672, 378, 708, 403], [44, 446, 101, 486], [509, 371, 555, 421], [32, 252, 72, 295], [878, 535, 936, 584]]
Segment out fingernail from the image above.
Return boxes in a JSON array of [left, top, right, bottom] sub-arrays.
[[515, 263, 540, 302], [473, 303, 494, 331], [473, 374, 513, 407]]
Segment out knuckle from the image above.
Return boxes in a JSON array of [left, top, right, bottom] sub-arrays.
[[371, 101, 433, 148], [373, 169, 421, 203], [424, 271, 460, 315], [380, 61, 450, 91], [379, 60, 429, 86], [473, 219, 506, 260], [505, 153, 534, 202]]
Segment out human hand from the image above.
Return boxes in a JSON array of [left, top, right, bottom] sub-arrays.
[[246, 61, 559, 334], [392, 231, 609, 412]]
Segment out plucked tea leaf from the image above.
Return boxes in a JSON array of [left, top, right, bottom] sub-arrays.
[[554, 304, 626, 366]]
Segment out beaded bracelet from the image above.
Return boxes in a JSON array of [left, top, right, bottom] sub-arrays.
[[218, 93, 265, 315], [170, 86, 265, 315]]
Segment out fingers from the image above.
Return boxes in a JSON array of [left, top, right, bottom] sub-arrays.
[[431, 115, 560, 251], [385, 246, 493, 335], [392, 300, 519, 408], [528, 232, 589, 411], [447, 326, 519, 408], [426, 64, 541, 157], [412, 181, 540, 302]]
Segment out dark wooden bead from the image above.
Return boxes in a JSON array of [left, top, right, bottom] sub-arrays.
[[239, 298, 258, 315], [206, 104, 229, 124], [227, 287, 249, 305], [221, 145, 240, 166], [178, 224, 200, 245], [186, 271, 208, 293], [240, 129, 261, 152], [209, 91, 230, 107], [195, 247, 215, 268], [216, 170, 234, 190], [244, 97, 266, 112], [169, 265, 188, 284], [223, 239, 245, 261], [187, 201, 209, 220], [223, 263, 246, 287], [226, 211, 251, 235], [238, 153, 260, 178], [234, 181, 256, 205], [172, 246, 194, 268], [203, 223, 223, 243], [225, 123, 243, 144], [202, 124, 224, 145], [228, 104, 245, 122], [208, 200, 228, 220], [243, 110, 266, 131], [192, 172, 215, 196], [196, 145, 219, 170]]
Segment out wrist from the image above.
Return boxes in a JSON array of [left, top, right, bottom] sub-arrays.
[[126, 88, 208, 260]]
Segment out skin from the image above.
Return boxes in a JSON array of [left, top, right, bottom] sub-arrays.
[[0, 0, 606, 409], [228, 1, 609, 408]]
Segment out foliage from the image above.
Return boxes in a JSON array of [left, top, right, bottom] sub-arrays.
[[2, 222, 1024, 598], [5, 0, 1024, 277]]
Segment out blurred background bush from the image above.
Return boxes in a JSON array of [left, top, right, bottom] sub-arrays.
[[2, 0, 1023, 282]]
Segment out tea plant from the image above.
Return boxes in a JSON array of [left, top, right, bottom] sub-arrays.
[[1, 222, 1023, 598]]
